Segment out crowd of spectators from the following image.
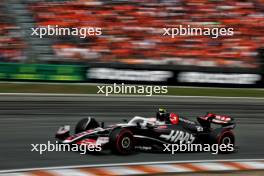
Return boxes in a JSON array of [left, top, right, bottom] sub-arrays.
[[0, 2, 26, 62], [27, 0, 264, 68]]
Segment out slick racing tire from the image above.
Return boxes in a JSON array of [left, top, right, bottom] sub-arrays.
[[210, 128, 235, 154], [109, 128, 134, 155], [75, 117, 100, 134]]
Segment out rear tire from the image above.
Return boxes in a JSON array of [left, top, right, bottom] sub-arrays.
[[210, 129, 235, 154], [109, 128, 134, 155], [75, 117, 100, 134]]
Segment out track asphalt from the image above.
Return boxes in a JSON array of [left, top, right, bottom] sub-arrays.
[[0, 95, 263, 170]]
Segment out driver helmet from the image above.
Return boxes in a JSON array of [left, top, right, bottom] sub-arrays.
[[156, 108, 169, 122], [169, 113, 179, 124]]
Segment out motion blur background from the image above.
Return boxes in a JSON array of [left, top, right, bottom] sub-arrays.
[[0, 0, 264, 87], [1, 1, 264, 173]]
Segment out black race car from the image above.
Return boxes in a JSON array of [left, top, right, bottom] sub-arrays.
[[55, 113, 236, 155]]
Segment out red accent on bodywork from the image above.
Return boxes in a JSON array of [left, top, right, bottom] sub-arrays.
[[158, 125, 167, 129], [201, 114, 231, 123], [77, 139, 96, 145]]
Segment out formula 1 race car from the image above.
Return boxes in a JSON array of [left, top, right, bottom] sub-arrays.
[[55, 113, 236, 155]]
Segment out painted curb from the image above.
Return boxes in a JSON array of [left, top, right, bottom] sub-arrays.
[[1, 160, 264, 176]]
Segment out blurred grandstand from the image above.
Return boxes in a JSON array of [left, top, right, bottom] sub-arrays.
[[1, 0, 264, 69], [0, 2, 27, 61]]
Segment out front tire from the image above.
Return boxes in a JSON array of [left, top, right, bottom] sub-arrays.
[[109, 128, 134, 155]]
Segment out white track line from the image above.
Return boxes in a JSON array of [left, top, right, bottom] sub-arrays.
[[0, 93, 264, 100]]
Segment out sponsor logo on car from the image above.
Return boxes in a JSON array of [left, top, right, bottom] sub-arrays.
[[160, 130, 195, 143]]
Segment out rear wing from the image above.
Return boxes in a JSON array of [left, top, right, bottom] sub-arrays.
[[197, 113, 235, 129]]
